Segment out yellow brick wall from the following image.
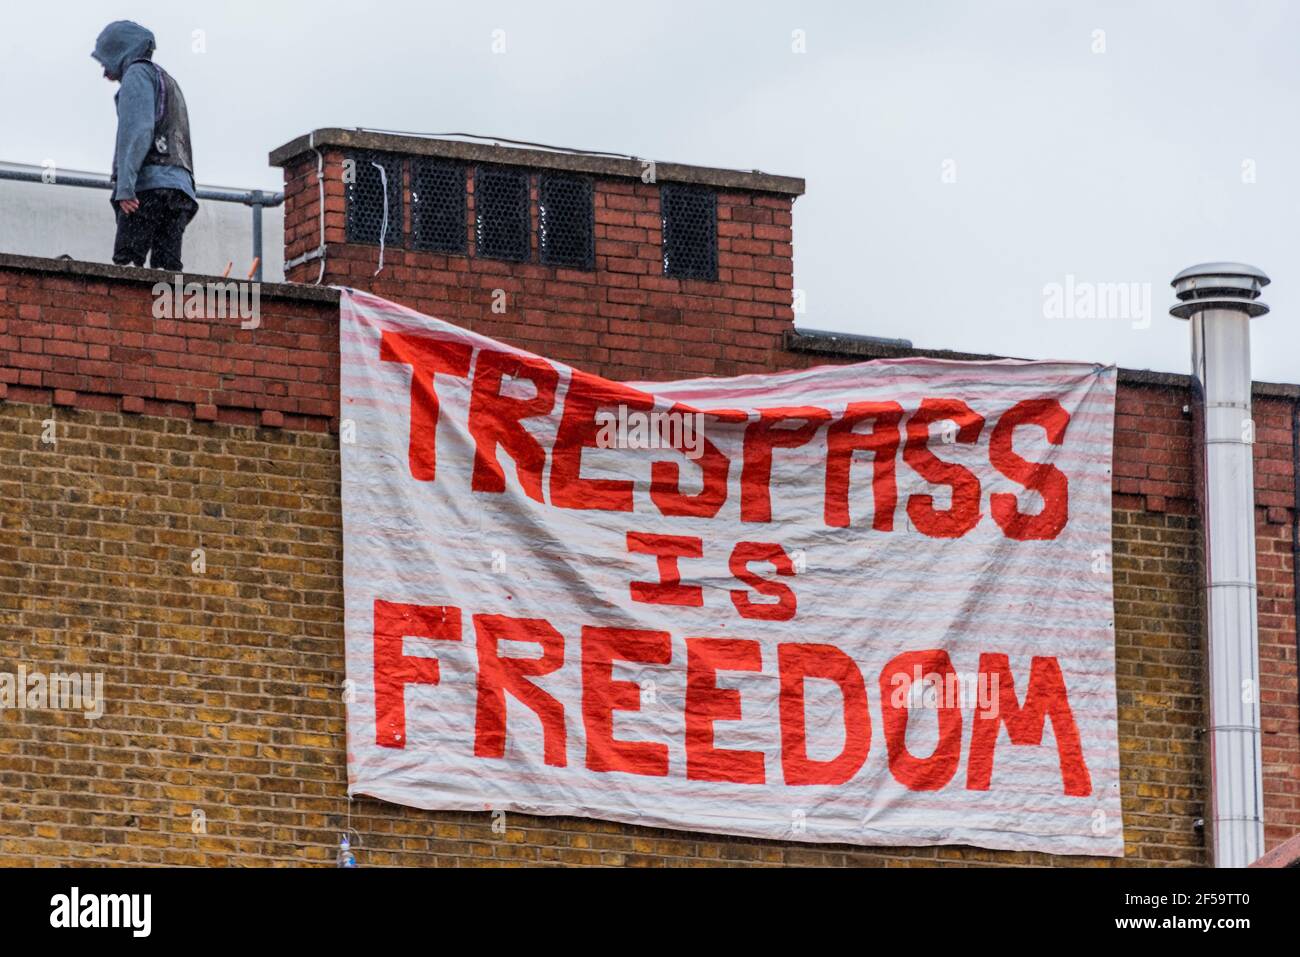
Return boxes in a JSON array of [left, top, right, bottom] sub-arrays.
[[0, 404, 1207, 865]]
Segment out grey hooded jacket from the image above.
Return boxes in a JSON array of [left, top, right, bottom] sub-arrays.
[[91, 21, 196, 203]]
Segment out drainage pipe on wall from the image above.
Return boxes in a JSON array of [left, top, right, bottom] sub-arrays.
[[1169, 262, 1270, 868]]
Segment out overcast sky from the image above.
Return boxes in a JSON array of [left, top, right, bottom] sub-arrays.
[[2, 0, 1296, 380]]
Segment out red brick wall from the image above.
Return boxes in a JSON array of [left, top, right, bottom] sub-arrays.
[[1253, 396, 1300, 846], [0, 254, 1296, 866], [0, 264, 336, 432]]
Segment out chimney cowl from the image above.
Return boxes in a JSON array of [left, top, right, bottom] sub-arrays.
[[1170, 262, 1270, 318]]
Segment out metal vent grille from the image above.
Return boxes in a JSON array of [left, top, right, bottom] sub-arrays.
[[474, 166, 531, 262], [539, 175, 594, 270], [411, 160, 466, 254], [345, 151, 403, 247], [661, 185, 717, 281]]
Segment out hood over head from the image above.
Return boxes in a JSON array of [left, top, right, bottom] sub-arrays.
[[91, 21, 155, 80]]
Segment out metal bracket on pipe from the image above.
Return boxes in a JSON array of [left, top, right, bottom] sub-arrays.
[[285, 246, 326, 271], [1206, 725, 1262, 734]]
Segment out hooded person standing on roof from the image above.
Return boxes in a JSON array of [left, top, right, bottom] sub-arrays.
[[92, 21, 198, 271]]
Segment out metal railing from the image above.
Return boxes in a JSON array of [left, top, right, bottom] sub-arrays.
[[0, 162, 283, 280]]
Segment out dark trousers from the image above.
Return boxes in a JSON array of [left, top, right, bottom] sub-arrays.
[[112, 188, 199, 271]]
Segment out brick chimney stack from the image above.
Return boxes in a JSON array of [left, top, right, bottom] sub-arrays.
[[269, 129, 805, 381]]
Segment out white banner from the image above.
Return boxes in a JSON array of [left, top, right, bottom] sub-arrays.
[[339, 288, 1122, 856]]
